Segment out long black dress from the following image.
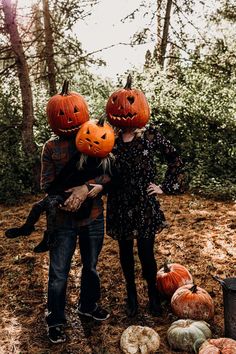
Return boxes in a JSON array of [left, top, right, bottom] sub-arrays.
[[106, 124, 185, 241]]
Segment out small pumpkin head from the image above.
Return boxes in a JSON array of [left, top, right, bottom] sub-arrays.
[[106, 74, 150, 128], [46, 80, 89, 137], [156, 262, 193, 298], [75, 116, 115, 158], [171, 284, 215, 321]]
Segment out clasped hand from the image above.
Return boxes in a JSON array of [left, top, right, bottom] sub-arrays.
[[60, 184, 103, 212]]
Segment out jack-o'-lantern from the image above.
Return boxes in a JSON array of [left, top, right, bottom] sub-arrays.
[[106, 74, 150, 128], [46, 80, 89, 137], [75, 116, 115, 158]]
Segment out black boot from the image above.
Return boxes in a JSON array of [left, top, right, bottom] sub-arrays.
[[5, 224, 35, 238], [147, 283, 163, 317], [33, 231, 50, 253], [126, 284, 138, 317]]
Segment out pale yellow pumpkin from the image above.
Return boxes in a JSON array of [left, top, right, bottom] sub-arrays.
[[120, 325, 160, 354]]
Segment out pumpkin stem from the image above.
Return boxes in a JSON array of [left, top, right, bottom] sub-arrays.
[[124, 74, 132, 90], [163, 262, 170, 273], [97, 114, 106, 127], [60, 80, 69, 95], [190, 284, 198, 293]]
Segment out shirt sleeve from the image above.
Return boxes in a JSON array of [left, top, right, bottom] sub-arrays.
[[146, 125, 185, 195], [40, 142, 56, 191], [87, 174, 111, 186]]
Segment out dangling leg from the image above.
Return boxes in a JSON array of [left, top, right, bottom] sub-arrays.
[[33, 231, 50, 253], [137, 238, 162, 316], [118, 239, 138, 317], [33, 195, 64, 253], [5, 201, 45, 238]]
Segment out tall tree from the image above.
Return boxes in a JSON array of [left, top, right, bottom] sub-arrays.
[[42, 0, 57, 95], [2, 0, 34, 149], [158, 0, 173, 67], [2, 0, 40, 185]]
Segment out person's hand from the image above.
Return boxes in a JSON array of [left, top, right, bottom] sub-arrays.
[[88, 184, 103, 198], [147, 183, 163, 196], [61, 185, 89, 212]]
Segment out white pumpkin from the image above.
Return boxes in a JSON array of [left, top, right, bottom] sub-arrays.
[[120, 325, 160, 354], [167, 319, 212, 352]]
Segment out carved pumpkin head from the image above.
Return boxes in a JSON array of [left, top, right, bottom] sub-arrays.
[[46, 80, 89, 137], [75, 116, 115, 158], [106, 74, 150, 128]]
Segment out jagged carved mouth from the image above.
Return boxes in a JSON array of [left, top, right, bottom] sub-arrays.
[[109, 113, 137, 121], [59, 125, 80, 133]]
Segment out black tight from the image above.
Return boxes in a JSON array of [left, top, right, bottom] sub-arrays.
[[118, 238, 157, 286]]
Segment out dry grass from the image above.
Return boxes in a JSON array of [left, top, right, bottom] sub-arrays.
[[0, 193, 235, 354]]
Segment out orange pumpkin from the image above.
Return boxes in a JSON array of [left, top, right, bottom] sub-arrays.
[[171, 284, 214, 321], [198, 338, 236, 354], [75, 116, 115, 158], [106, 74, 150, 128], [46, 80, 89, 137], [156, 262, 193, 298]]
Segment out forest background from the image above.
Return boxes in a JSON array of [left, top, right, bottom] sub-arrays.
[[0, 0, 236, 204]]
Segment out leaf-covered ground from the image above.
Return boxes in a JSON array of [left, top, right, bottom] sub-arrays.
[[1, 193, 236, 354]]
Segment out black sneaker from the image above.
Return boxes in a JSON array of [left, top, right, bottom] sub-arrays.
[[48, 325, 66, 344], [77, 305, 110, 321]]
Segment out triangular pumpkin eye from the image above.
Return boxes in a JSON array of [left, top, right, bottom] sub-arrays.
[[127, 96, 135, 104], [101, 133, 107, 139], [112, 96, 117, 103], [86, 128, 90, 134], [74, 106, 79, 113], [59, 109, 64, 115]]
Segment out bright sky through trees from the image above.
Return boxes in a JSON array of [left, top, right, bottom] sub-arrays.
[[16, 0, 220, 79]]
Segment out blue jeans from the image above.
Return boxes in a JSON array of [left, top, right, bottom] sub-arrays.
[[46, 214, 104, 327]]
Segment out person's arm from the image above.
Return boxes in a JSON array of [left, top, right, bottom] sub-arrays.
[[147, 125, 185, 195]]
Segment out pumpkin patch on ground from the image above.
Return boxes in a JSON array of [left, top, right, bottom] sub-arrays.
[[0, 193, 235, 353]]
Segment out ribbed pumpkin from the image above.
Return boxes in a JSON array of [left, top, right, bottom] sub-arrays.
[[120, 325, 160, 354], [167, 319, 212, 352], [171, 284, 214, 321], [156, 262, 193, 298], [46, 80, 89, 137], [198, 338, 236, 354], [75, 116, 115, 158], [106, 74, 150, 128]]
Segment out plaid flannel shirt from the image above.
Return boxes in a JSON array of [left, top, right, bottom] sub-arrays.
[[41, 136, 109, 228]]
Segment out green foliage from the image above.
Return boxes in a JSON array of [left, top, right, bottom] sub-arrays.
[[129, 39, 236, 200], [0, 79, 36, 204]]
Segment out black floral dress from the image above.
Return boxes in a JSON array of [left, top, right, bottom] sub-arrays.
[[106, 124, 185, 241]]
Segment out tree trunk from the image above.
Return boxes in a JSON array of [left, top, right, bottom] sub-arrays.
[[2, 0, 40, 189], [159, 0, 173, 68], [156, 0, 163, 58], [42, 0, 57, 96]]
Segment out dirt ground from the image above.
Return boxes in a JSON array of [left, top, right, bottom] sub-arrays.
[[0, 193, 236, 354]]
